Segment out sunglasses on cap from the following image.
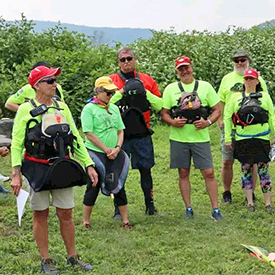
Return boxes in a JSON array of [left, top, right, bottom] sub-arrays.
[[234, 58, 247, 63], [39, 78, 57, 84], [119, 56, 133, 62]]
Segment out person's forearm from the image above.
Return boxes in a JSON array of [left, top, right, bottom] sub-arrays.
[[85, 132, 110, 153], [161, 109, 174, 126], [5, 102, 19, 112], [12, 166, 21, 177], [217, 102, 225, 122], [117, 130, 124, 147]]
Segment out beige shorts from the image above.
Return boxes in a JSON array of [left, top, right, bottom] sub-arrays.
[[29, 187, 74, 211]]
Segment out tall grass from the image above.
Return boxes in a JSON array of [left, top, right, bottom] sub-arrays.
[[1, 124, 275, 274]]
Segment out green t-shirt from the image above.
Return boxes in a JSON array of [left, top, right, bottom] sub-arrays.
[[162, 80, 220, 143], [224, 92, 275, 143], [81, 103, 125, 153], [218, 71, 267, 104], [7, 84, 64, 104], [11, 99, 93, 167]]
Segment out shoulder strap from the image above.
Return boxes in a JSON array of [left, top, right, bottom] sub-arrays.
[[29, 99, 38, 108], [52, 99, 60, 109], [178, 80, 199, 95], [117, 71, 140, 81]]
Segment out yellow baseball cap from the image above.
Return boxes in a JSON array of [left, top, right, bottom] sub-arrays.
[[95, 76, 118, 90]]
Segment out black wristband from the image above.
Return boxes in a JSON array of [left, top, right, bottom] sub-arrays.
[[116, 144, 122, 149]]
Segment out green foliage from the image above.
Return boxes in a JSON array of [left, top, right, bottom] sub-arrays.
[[1, 125, 275, 274], [1, 15, 275, 124]]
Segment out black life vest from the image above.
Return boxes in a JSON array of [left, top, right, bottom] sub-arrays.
[[169, 80, 212, 123], [232, 91, 269, 128], [22, 99, 87, 192], [116, 72, 152, 138], [24, 99, 76, 159]]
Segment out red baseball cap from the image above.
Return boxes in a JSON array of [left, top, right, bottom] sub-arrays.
[[28, 66, 61, 87], [175, 56, 191, 69], [244, 69, 258, 79]]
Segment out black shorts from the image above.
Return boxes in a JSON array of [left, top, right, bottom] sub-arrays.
[[234, 138, 270, 164]]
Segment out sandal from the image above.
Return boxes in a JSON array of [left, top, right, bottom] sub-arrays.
[[122, 222, 133, 229], [83, 222, 91, 229]]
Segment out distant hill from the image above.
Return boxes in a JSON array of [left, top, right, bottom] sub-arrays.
[[257, 19, 275, 28], [31, 21, 153, 46]]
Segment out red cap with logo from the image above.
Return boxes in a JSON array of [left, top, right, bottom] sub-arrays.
[[28, 66, 61, 87], [175, 56, 191, 69], [244, 69, 258, 79]]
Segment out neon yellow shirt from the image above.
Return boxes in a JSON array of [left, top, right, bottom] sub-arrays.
[[224, 92, 275, 143], [218, 71, 267, 104], [7, 84, 64, 104], [11, 99, 93, 167], [163, 80, 220, 143]]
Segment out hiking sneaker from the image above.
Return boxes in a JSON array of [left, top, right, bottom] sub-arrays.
[[41, 258, 58, 274], [67, 255, 93, 271], [266, 205, 274, 213], [145, 202, 159, 215], [211, 209, 222, 221], [185, 207, 194, 218], [222, 191, 232, 204], [248, 204, 255, 212], [0, 174, 10, 182]]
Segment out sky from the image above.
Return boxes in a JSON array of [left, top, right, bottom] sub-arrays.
[[1, 0, 275, 33]]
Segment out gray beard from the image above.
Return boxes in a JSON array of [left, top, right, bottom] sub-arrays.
[[234, 63, 249, 75]]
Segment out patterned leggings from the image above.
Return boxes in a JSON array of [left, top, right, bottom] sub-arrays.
[[241, 162, 272, 193]]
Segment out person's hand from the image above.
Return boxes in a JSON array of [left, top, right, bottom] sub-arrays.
[[10, 175, 22, 196], [225, 142, 233, 150], [87, 166, 98, 187], [0, 146, 9, 157], [218, 120, 224, 130], [172, 117, 187, 128], [193, 118, 209, 130], [106, 148, 120, 160]]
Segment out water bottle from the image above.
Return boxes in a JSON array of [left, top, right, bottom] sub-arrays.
[[269, 145, 275, 162]]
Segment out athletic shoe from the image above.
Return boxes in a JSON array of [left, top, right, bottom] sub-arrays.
[[0, 174, 10, 182], [185, 207, 194, 218], [113, 206, 122, 220], [41, 258, 58, 274], [145, 201, 159, 215], [211, 209, 222, 221], [0, 184, 10, 193], [248, 204, 255, 212], [222, 191, 232, 204], [266, 205, 274, 213], [66, 255, 93, 271]]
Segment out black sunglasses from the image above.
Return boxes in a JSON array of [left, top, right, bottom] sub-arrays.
[[105, 91, 114, 96], [234, 58, 247, 63], [39, 78, 57, 84], [119, 56, 133, 62]]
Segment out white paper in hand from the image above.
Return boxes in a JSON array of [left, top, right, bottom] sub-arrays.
[[16, 189, 29, 227]]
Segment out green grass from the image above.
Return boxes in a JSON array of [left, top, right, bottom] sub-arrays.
[[1, 124, 275, 274]]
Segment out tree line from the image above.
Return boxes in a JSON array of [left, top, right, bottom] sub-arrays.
[[1, 14, 275, 126]]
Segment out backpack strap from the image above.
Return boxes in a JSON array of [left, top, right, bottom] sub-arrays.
[[178, 80, 199, 95], [117, 71, 140, 81], [29, 99, 38, 108]]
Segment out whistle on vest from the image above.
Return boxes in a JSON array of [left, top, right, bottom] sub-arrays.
[[188, 101, 193, 108]]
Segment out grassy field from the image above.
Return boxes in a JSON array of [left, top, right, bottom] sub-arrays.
[[1, 123, 275, 275]]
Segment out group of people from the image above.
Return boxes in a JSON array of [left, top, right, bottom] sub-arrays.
[[2, 47, 275, 273]]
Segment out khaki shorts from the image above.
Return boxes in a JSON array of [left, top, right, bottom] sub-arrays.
[[29, 186, 74, 211], [170, 140, 213, 170], [221, 127, 236, 161]]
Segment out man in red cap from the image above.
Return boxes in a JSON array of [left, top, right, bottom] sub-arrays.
[[10, 66, 98, 273], [161, 55, 222, 221], [109, 47, 162, 218], [218, 49, 268, 204]]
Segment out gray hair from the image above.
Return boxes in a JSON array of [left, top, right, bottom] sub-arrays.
[[117, 47, 136, 59], [94, 86, 106, 95]]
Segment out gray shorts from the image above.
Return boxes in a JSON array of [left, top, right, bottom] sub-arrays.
[[29, 187, 74, 211], [221, 127, 235, 161], [170, 140, 213, 170]]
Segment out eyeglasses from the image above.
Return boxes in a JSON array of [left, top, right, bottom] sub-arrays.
[[105, 91, 115, 96], [119, 56, 133, 62], [39, 78, 57, 84], [234, 58, 247, 63]]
